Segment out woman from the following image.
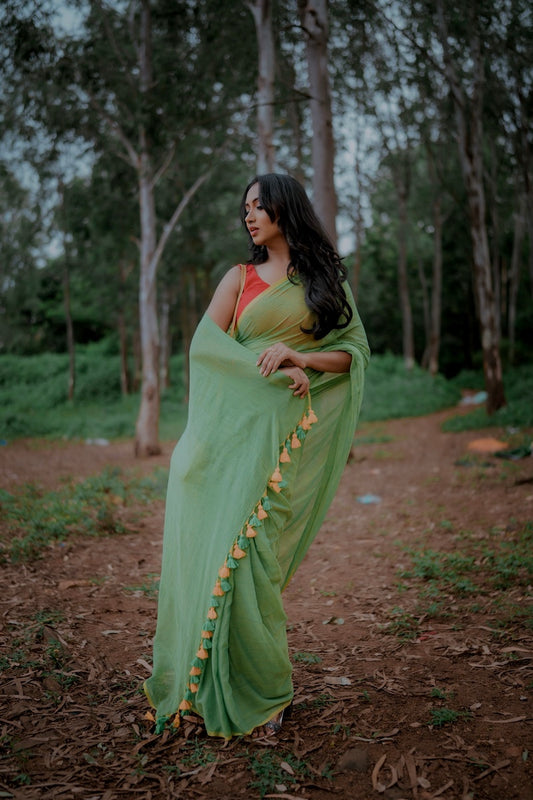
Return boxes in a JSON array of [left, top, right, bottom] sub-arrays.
[[144, 173, 369, 739]]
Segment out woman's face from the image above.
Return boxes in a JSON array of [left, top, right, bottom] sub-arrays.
[[244, 183, 285, 248]]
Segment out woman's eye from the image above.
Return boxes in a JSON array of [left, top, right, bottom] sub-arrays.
[[256, 204, 263, 210]]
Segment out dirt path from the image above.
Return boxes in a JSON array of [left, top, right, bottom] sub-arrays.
[[1, 411, 532, 800]]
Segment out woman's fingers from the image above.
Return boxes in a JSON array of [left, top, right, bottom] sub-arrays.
[[257, 343, 295, 375]]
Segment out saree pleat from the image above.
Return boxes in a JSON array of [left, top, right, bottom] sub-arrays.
[[144, 276, 369, 738]]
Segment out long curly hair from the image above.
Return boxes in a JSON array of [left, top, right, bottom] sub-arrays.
[[239, 173, 352, 339]]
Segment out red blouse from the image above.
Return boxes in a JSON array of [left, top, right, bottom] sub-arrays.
[[235, 263, 271, 322]]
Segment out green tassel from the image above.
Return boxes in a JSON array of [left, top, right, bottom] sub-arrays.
[[279, 479, 288, 489], [204, 619, 216, 632], [249, 513, 261, 527], [191, 657, 203, 669], [220, 578, 232, 592], [297, 426, 306, 440], [155, 715, 169, 734], [226, 556, 238, 569], [210, 597, 220, 608], [238, 535, 249, 550], [203, 639, 213, 649], [262, 496, 272, 511], [189, 675, 200, 684]]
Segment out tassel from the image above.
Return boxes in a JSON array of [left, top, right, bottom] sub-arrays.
[[185, 688, 194, 701], [203, 638, 213, 649], [204, 619, 216, 631], [291, 433, 301, 449], [196, 646, 209, 660], [262, 495, 272, 511], [189, 666, 202, 676], [279, 479, 288, 489], [280, 446, 291, 463], [172, 715, 181, 728], [212, 581, 224, 597], [178, 699, 191, 712], [189, 675, 200, 684], [191, 657, 203, 669], [210, 597, 220, 607], [308, 408, 318, 424], [271, 466, 282, 482], [268, 480, 282, 494], [256, 503, 268, 520], [237, 535, 249, 550], [232, 544, 247, 559], [189, 682, 199, 693], [301, 416, 311, 431], [144, 711, 155, 722], [245, 524, 257, 538], [220, 578, 231, 592], [249, 513, 261, 527], [207, 607, 218, 620], [226, 556, 238, 569], [201, 629, 213, 639], [218, 564, 231, 579]]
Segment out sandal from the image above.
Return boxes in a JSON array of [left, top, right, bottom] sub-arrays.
[[263, 708, 285, 736]]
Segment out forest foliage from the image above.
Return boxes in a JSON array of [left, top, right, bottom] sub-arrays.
[[0, 0, 532, 444]]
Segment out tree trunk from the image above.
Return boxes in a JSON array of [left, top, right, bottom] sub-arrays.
[[352, 144, 364, 295], [397, 183, 415, 370], [418, 256, 430, 369], [508, 191, 526, 363], [428, 193, 443, 376], [63, 260, 75, 402], [436, 1, 505, 413], [297, 0, 337, 246], [118, 260, 130, 395], [159, 285, 171, 390], [247, 0, 275, 173], [134, 0, 161, 456]]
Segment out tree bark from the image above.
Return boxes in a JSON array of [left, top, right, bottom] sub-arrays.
[[118, 260, 130, 396], [508, 191, 526, 363], [436, 1, 506, 413], [134, 0, 161, 456], [63, 259, 75, 402], [396, 183, 415, 370], [159, 285, 171, 390], [427, 193, 443, 376], [247, 0, 275, 173], [297, 0, 337, 246]]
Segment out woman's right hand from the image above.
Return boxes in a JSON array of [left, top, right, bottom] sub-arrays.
[[279, 366, 310, 397]]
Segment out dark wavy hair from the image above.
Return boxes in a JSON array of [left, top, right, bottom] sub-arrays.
[[239, 173, 352, 340]]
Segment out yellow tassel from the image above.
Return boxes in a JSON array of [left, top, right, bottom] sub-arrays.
[[212, 581, 225, 596], [201, 630, 213, 639], [218, 564, 231, 579], [308, 408, 318, 424], [144, 711, 155, 722], [245, 523, 257, 538], [196, 646, 209, 660], [271, 466, 282, 482], [232, 544, 247, 559], [280, 446, 291, 463], [189, 682, 199, 693], [172, 714, 181, 728], [179, 699, 192, 711], [268, 480, 282, 493], [207, 607, 218, 620], [189, 666, 202, 676], [291, 433, 301, 449]]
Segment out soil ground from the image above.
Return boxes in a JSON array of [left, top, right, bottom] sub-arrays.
[[0, 408, 532, 800]]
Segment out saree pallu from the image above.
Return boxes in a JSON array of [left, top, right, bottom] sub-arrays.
[[144, 276, 369, 738]]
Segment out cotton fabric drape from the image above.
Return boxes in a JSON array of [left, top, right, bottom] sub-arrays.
[[144, 274, 369, 738]]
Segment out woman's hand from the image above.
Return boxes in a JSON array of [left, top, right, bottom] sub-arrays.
[[279, 366, 309, 397], [257, 343, 305, 376]]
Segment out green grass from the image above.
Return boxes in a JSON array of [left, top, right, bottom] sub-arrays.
[[0, 466, 168, 562], [247, 750, 312, 798]]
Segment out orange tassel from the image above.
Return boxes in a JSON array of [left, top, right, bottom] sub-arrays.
[[172, 715, 181, 728], [232, 544, 247, 559], [245, 524, 257, 538], [201, 630, 213, 639], [271, 466, 282, 482], [280, 446, 291, 463], [207, 607, 218, 620], [144, 711, 155, 722], [291, 433, 301, 448], [179, 699, 192, 711], [196, 647, 209, 660], [218, 564, 231, 579], [189, 682, 199, 693], [268, 480, 282, 493], [301, 416, 311, 430], [189, 666, 202, 676], [212, 581, 224, 596], [257, 503, 268, 520], [308, 408, 318, 424]]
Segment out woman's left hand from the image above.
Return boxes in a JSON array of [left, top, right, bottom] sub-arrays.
[[257, 343, 305, 376]]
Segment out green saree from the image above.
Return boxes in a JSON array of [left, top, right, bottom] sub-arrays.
[[144, 274, 369, 738]]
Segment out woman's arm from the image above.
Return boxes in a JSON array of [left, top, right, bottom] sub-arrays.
[[257, 343, 351, 376], [206, 266, 242, 331]]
